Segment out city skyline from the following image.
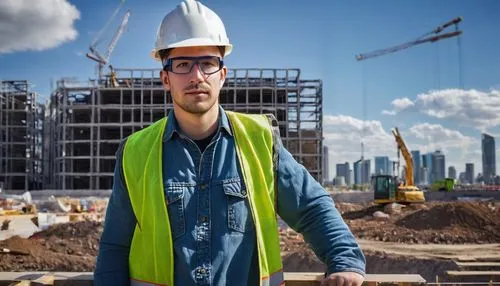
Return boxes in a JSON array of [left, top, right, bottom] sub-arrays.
[[329, 132, 497, 184], [327, 131, 497, 182]]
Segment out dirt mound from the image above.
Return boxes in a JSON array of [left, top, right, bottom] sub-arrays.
[[0, 221, 103, 271], [0, 236, 95, 271], [343, 201, 500, 244], [0, 201, 499, 274], [396, 202, 499, 231], [31, 221, 103, 240]]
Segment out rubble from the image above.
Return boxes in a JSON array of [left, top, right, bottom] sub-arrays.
[[372, 211, 390, 220], [383, 202, 405, 214], [0, 200, 499, 278], [1, 219, 10, 231], [0, 221, 102, 271], [344, 201, 500, 244]]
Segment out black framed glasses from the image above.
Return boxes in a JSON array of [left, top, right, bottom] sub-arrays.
[[163, 56, 224, 75]]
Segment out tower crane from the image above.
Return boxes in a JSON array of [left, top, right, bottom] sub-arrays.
[[86, 0, 131, 86], [356, 16, 463, 163], [355, 17, 464, 203], [356, 17, 462, 61]]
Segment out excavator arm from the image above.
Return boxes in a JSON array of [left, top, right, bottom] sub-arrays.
[[392, 128, 414, 186]]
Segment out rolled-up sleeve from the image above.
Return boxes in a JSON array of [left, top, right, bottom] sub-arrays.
[[276, 145, 366, 276], [94, 141, 137, 285]]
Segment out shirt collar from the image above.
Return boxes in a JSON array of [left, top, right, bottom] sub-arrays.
[[163, 105, 232, 142]]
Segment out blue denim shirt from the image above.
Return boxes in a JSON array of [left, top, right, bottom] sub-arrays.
[[94, 106, 365, 286]]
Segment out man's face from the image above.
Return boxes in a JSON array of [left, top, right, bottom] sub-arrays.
[[160, 46, 227, 115]]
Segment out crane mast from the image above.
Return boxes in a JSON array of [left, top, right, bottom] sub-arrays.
[[86, 1, 130, 81]]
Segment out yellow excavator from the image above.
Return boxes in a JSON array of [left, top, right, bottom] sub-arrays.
[[372, 127, 425, 204]]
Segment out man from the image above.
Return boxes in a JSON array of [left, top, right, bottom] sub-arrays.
[[94, 0, 366, 285]]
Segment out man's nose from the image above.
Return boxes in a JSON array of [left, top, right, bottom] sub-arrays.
[[189, 63, 206, 82]]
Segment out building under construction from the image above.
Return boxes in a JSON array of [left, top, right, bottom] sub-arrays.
[[0, 80, 44, 190], [48, 68, 323, 190]]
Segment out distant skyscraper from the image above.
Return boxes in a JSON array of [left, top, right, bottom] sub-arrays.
[[353, 160, 362, 185], [458, 172, 466, 184], [431, 150, 445, 182], [361, 159, 371, 184], [411, 150, 421, 184], [344, 163, 351, 185], [420, 166, 429, 185], [336, 162, 350, 185], [374, 156, 390, 175], [465, 163, 474, 184], [388, 160, 394, 176], [323, 146, 329, 184], [448, 166, 456, 180], [422, 153, 433, 183], [482, 133, 496, 184], [334, 176, 346, 186]]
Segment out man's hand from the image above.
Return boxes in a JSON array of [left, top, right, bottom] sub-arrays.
[[320, 271, 364, 286]]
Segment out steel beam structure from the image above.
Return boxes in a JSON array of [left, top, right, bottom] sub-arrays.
[[50, 69, 323, 190]]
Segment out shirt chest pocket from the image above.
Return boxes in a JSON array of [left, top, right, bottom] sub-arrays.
[[165, 186, 186, 240], [223, 179, 254, 233]]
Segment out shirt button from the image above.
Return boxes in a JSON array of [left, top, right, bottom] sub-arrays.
[[200, 216, 208, 222], [200, 183, 207, 190]]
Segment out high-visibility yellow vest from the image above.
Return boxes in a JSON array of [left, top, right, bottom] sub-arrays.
[[122, 111, 283, 286]]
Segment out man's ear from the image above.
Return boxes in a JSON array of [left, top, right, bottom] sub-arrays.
[[160, 70, 170, 91], [219, 66, 227, 88]]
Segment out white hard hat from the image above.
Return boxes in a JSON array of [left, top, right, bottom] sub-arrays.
[[151, 0, 233, 61]]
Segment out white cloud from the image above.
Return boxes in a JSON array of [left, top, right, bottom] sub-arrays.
[[0, 0, 80, 53], [381, 110, 396, 116], [408, 123, 475, 146], [323, 115, 482, 180], [392, 97, 415, 111], [404, 123, 479, 171], [323, 115, 395, 179], [382, 89, 500, 129]]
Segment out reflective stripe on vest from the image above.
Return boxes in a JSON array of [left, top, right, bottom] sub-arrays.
[[123, 111, 283, 286], [261, 269, 285, 286]]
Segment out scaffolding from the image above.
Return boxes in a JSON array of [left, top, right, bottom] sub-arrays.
[[50, 68, 323, 190], [0, 80, 44, 190]]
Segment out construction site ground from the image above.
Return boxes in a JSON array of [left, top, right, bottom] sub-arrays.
[[1, 199, 499, 283]]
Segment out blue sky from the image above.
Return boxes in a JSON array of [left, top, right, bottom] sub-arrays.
[[1, 0, 499, 179]]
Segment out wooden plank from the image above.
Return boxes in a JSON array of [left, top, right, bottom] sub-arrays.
[[52, 272, 93, 286], [284, 273, 322, 286], [364, 274, 425, 283], [455, 262, 500, 267], [446, 270, 500, 276], [0, 273, 49, 286], [283, 273, 426, 285], [0, 272, 426, 285], [31, 273, 55, 285]]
